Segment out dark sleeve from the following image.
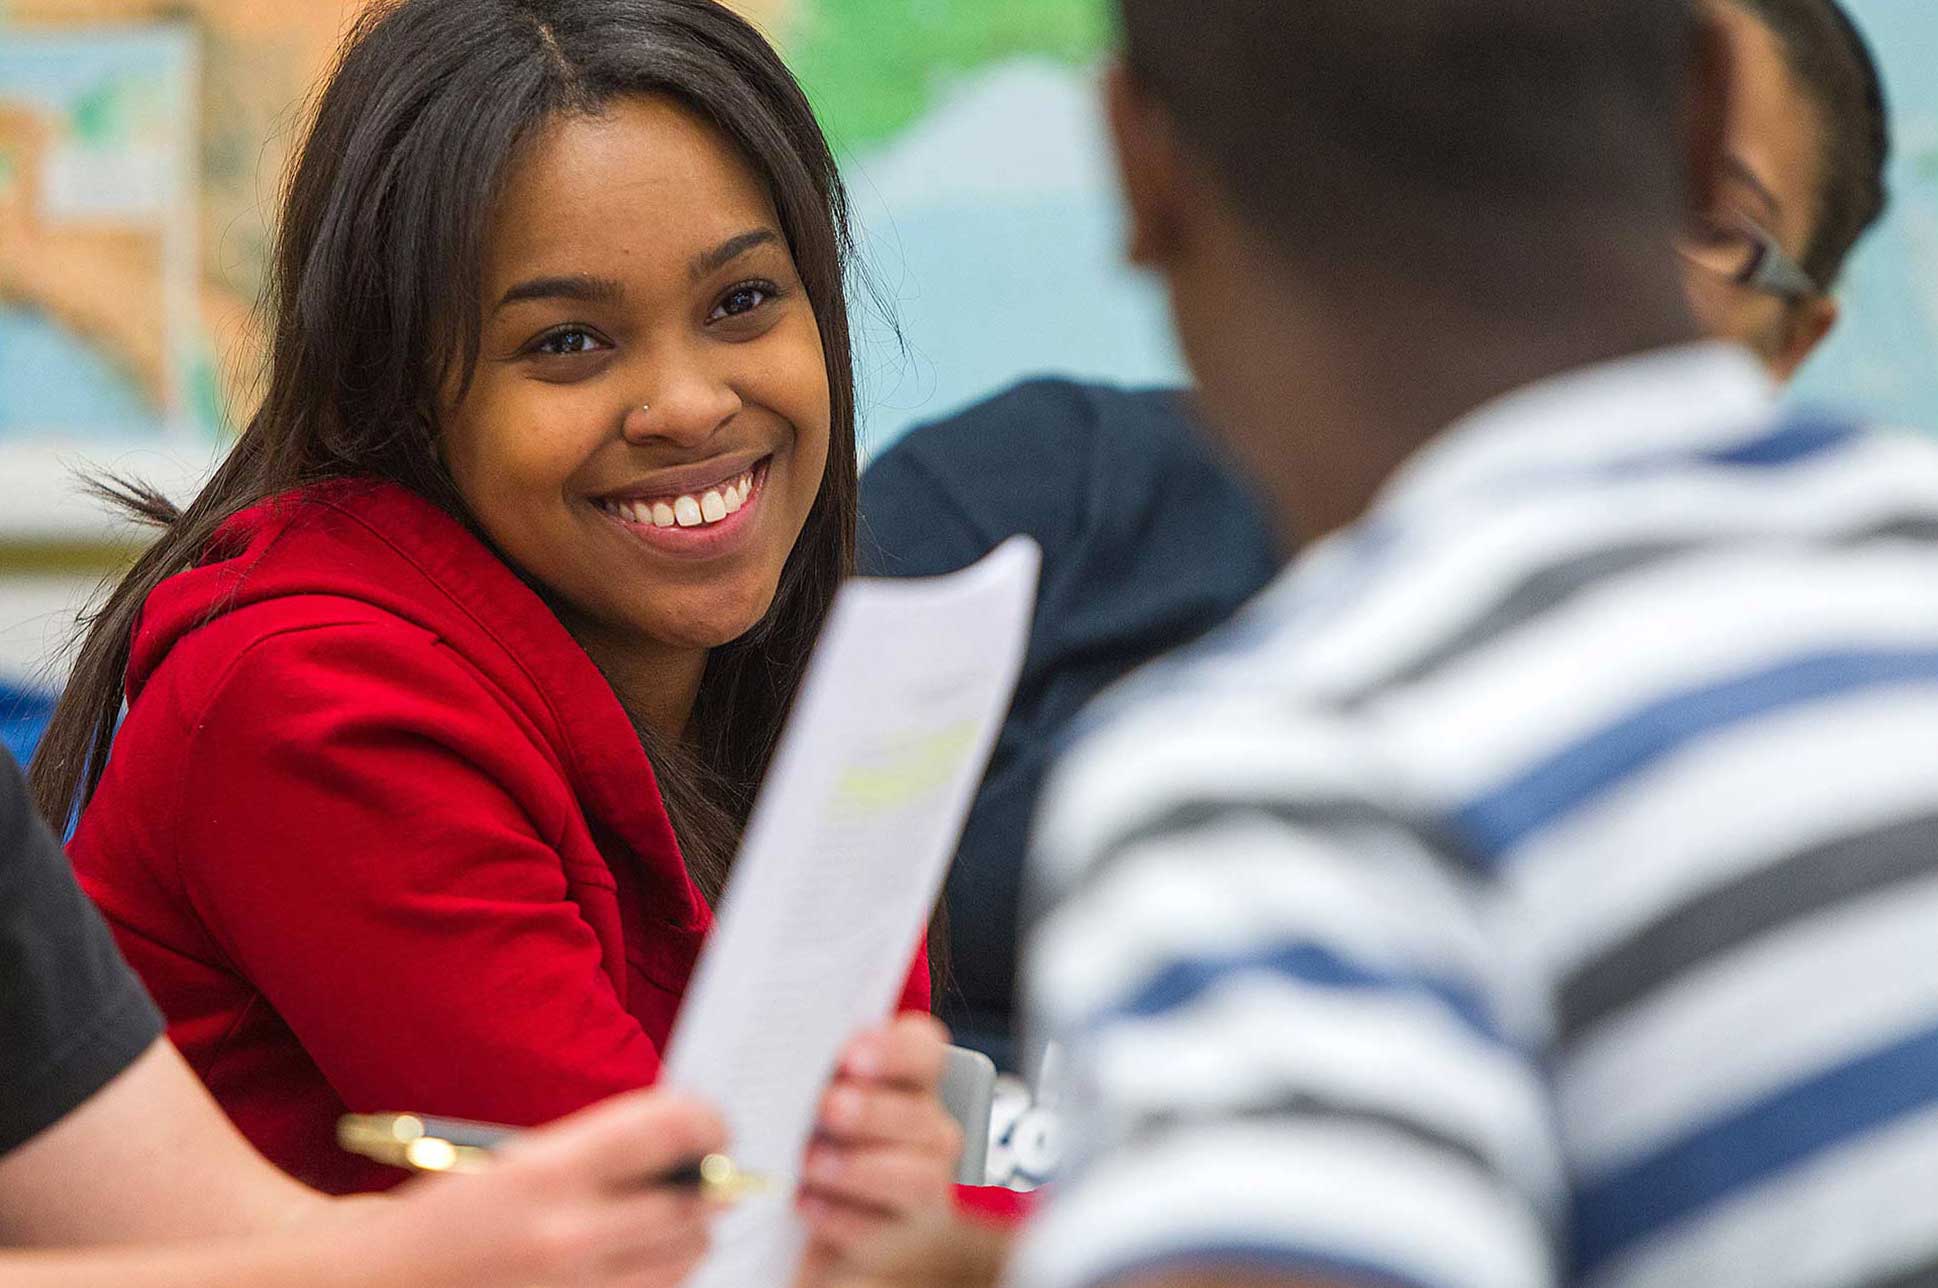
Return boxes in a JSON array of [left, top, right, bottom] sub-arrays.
[[0, 750, 163, 1157], [858, 440, 998, 579], [860, 381, 1277, 1070], [861, 379, 1121, 582]]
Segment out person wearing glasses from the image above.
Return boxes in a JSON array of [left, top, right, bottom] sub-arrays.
[[859, 0, 1891, 1080], [1682, 0, 1889, 382]]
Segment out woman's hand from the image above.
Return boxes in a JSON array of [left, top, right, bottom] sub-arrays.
[[796, 1014, 963, 1274], [371, 1087, 727, 1288]]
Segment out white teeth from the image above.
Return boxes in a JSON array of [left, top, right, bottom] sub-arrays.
[[607, 467, 757, 533]]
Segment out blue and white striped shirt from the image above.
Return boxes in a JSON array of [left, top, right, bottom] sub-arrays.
[[1012, 344, 1938, 1288]]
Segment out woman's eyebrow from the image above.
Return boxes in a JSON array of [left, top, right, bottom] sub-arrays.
[[689, 228, 781, 282], [495, 273, 626, 312]]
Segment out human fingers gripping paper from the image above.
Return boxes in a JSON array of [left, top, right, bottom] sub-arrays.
[[660, 537, 1041, 1288]]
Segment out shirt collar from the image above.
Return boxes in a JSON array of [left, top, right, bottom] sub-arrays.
[[1372, 341, 1779, 524]]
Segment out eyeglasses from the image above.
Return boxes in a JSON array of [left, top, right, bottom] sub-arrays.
[[1679, 210, 1820, 301]]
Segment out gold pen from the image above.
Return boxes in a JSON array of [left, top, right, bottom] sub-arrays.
[[337, 1113, 771, 1202]]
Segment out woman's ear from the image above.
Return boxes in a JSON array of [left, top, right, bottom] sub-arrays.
[[1772, 296, 1840, 384], [1104, 62, 1188, 272]]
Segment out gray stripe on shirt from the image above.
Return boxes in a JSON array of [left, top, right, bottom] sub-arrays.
[[1070, 796, 1480, 901], [1556, 811, 1938, 1046], [1861, 1250, 1938, 1288], [1339, 517, 1938, 708]]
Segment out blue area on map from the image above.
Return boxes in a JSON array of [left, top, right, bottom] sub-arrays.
[[852, 197, 1184, 453], [0, 306, 156, 440], [0, 26, 193, 110], [0, 28, 192, 443]]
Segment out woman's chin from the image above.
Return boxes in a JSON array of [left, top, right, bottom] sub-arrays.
[[644, 607, 772, 653]]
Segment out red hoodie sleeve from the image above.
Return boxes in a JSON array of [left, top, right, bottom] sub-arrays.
[[172, 617, 666, 1126]]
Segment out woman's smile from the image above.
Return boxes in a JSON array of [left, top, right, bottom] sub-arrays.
[[438, 94, 834, 677], [590, 454, 773, 560]]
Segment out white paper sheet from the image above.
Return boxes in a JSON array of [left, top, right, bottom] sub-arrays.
[[661, 537, 1041, 1288]]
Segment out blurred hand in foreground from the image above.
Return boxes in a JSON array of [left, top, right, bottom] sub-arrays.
[[796, 1013, 965, 1285], [371, 1086, 727, 1288]]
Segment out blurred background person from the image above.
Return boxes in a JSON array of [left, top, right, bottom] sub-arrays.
[[861, 382, 1276, 1074], [1685, 0, 1890, 381], [861, 0, 1892, 1079]]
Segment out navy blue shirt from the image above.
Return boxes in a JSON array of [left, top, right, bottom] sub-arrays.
[[860, 379, 1280, 1069]]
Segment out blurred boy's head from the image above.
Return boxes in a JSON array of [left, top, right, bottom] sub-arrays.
[[1111, 0, 1697, 310], [1107, 0, 1718, 536], [1688, 0, 1890, 381], [1108, 0, 1889, 415]]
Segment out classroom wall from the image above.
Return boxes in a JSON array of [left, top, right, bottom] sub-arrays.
[[3, 0, 1936, 698]]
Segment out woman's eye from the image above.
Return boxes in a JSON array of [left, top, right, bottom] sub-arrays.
[[533, 327, 605, 356], [709, 283, 776, 323]]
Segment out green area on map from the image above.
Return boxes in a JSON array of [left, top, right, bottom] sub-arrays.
[[789, 0, 1112, 151]]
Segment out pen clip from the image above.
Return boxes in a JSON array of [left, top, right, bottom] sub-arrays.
[[337, 1114, 492, 1174], [338, 1114, 774, 1201]]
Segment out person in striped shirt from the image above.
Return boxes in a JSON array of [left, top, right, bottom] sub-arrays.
[[995, 2, 1938, 1288], [853, 0, 1890, 1091]]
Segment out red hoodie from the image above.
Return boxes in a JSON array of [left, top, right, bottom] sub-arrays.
[[68, 479, 931, 1193]]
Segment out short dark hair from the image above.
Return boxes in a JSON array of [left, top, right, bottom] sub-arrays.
[[1730, 0, 1891, 288], [1115, 0, 1696, 293]]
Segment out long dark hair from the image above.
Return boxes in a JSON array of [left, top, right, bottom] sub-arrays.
[[32, 0, 860, 905]]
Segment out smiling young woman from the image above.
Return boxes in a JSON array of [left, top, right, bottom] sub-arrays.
[[30, 0, 961, 1266], [441, 94, 837, 745]]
